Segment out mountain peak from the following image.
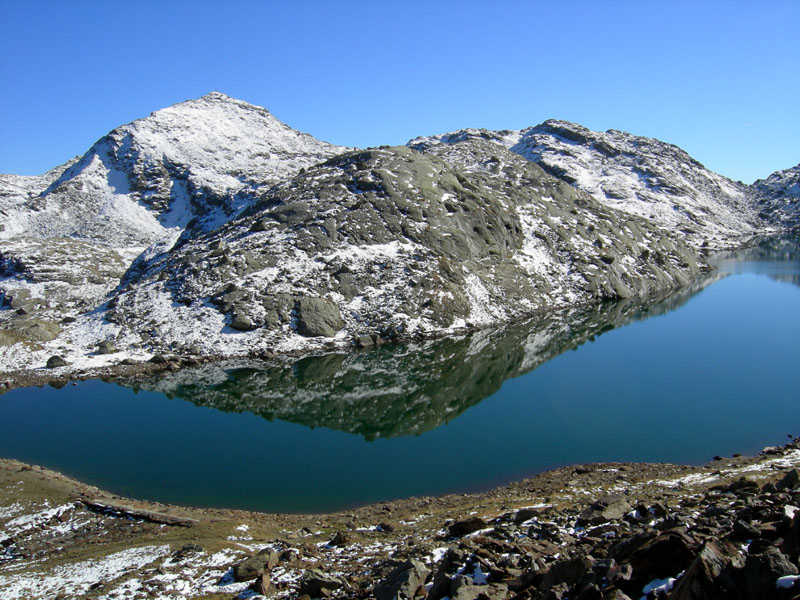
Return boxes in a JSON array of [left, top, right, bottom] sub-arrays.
[[200, 90, 235, 101]]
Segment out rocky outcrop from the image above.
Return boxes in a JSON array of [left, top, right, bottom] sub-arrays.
[[752, 163, 800, 231]]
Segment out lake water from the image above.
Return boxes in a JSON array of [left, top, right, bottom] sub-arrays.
[[1, 238, 799, 513]]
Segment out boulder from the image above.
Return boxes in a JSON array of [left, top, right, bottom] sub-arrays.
[[230, 313, 257, 331], [374, 559, 431, 600], [428, 548, 467, 600], [46, 355, 68, 369], [539, 555, 592, 592], [299, 569, 345, 597], [777, 469, 800, 491], [744, 547, 798, 599], [296, 297, 343, 338], [629, 531, 698, 581], [232, 548, 278, 582], [233, 554, 267, 582], [448, 517, 487, 537], [97, 340, 117, 354], [329, 530, 350, 546], [669, 539, 745, 600], [251, 572, 270, 595], [578, 494, 632, 526]]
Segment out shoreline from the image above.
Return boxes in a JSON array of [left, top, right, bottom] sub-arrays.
[[3, 231, 780, 394], [2, 437, 799, 599]]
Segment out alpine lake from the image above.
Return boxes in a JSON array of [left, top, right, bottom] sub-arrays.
[[1, 238, 799, 514]]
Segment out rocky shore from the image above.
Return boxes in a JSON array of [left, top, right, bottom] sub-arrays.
[[2, 437, 800, 599]]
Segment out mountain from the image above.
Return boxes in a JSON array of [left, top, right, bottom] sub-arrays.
[[410, 120, 763, 251], [0, 94, 795, 374], [751, 163, 800, 230], [100, 144, 702, 358], [0, 92, 348, 247], [0, 93, 349, 363]]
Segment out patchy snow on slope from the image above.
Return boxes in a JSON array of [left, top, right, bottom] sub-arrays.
[[0, 545, 170, 598], [509, 120, 763, 250]]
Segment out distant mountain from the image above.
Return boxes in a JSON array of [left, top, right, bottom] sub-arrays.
[[751, 163, 800, 230], [0, 94, 795, 373]]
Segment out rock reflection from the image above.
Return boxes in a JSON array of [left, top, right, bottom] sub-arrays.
[[121, 277, 718, 440]]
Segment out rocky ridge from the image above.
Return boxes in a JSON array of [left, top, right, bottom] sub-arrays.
[[98, 143, 704, 360], [410, 120, 765, 252], [0, 94, 797, 375], [0, 91, 348, 246]]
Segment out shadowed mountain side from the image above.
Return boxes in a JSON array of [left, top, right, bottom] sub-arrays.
[[120, 277, 719, 440]]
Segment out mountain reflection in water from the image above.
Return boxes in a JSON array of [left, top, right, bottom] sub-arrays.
[[2, 237, 799, 512], [122, 276, 720, 440]]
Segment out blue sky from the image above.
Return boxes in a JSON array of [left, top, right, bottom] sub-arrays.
[[1, 1, 797, 183]]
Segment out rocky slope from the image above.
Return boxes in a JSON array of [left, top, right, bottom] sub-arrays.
[[752, 164, 800, 231], [0, 94, 795, 374], [87, 143, 705, 361], [410, 120, 764, 252]]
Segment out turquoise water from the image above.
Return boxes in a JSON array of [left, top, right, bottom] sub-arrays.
[[1, 240, 799, 513]]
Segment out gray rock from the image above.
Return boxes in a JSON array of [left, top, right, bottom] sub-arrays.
[[744, 547, 798, 599], [578, 494, 631, 525], [295, 297, 343, 338], [329, 530, 350, 547], [97, 340, 117, 354], [629, 531, 698, 582], [777, 469, 800, 491], [233, 554, 268, 582], [669, 539, 745, 600], [298, 569, 345, 597], [230, 314, 256, 331], [539, 555, 592, 592], [45, 355, 68, 369], [448, 517, 487, 537], [374, 559, 430, 600], [251, 572, 270, 595]]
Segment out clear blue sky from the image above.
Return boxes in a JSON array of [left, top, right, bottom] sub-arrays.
[[1, 0, 797, 183]]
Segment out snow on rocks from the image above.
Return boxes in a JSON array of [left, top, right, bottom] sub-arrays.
[[98, 143, 706, 362], [1, 93, 796, 376], [752, 163, 800, 229], [0, 545, 170, 598], [411, 119, 776, 252]]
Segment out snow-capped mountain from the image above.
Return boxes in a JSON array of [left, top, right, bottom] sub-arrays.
[[0, 94, 795, 374], [410, 120, 763, 251], [751, 163, 800, 230], [0, 93, 350, 363], [0, 92, 348, 246]]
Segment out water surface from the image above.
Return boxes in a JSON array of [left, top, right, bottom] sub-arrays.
[[1, 238, 799, 513]]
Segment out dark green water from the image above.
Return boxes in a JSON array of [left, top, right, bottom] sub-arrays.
[[1, 239, 799, 513]]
